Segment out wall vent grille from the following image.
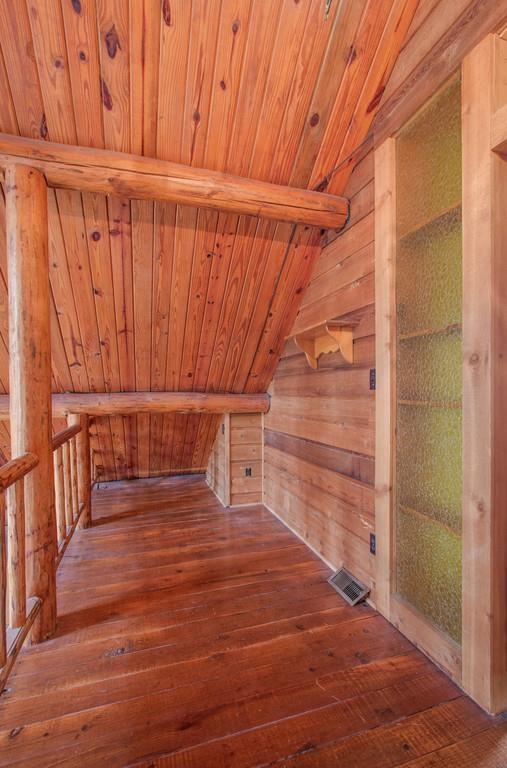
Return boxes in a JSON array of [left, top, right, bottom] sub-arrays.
[[327, 567, 369, 606]]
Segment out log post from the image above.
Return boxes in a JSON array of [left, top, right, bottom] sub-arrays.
[[5, 164, 56, 643], [68, 414, 92, 528]]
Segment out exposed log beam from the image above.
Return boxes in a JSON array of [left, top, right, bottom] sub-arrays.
[[0, 134, 348, 230], [0, 392, 270, 419]]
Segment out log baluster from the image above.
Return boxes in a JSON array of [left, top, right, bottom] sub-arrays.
[[53, 448, 66, 546], [63, 442, 73, 530], [68, 414, 92, 529], [70, 438, 79, 521]]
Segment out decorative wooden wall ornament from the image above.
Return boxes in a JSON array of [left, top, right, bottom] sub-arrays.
[[294, 320, 358, 369]]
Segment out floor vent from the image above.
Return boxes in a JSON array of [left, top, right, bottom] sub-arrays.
[[327, 567, 370, 606]]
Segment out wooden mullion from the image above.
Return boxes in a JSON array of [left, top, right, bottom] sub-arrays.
[[373, 137, 396, 620]]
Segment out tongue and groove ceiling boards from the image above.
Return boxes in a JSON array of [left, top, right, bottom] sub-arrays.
[[0, 0, 417, 481]]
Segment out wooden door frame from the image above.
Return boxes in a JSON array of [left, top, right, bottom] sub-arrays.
[[374, 33, 507, 714]]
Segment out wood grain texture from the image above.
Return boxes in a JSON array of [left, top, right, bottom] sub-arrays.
[[0, 392, 270, 418], [207, 413, 263, 507], [0, 134, 349, 229], [0, 0, 417, 480], [264, 151, 376, 596], [462, 34, 507, 715], [0, 475, 501, 767], [5, 164, 56, 643]]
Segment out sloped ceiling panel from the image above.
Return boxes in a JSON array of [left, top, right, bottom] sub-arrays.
[[0, 0, 417, 480]]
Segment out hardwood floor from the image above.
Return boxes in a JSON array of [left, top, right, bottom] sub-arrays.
[[0, 476, 505, 767]]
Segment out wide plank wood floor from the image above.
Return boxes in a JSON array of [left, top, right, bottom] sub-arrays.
[[0, 475, 505, 767]]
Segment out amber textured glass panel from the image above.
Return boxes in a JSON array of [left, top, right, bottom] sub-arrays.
[[397, 506, 462, 643], [397, 76, 461, 238], [397, 207, 462, 335], [397, 331, 462, 404], [397, 406, 462, 530], [395, 73, 462, 644]]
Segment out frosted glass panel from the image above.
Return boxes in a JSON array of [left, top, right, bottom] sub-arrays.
[[395, 74, 462, 645]]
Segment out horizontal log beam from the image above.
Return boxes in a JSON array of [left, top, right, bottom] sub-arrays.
[[0, 134, 348, 230], [0, 392, 270, 419]]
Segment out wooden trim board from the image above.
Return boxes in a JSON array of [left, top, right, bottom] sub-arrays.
[[462, 33, 507, 715], [374, 138, 397, 620]]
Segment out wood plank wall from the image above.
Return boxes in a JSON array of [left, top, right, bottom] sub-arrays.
[[207, 413, 262, 507], [262, 0, 507, 606], [263, 152, 376, 596], [206, 416, 228, 506]]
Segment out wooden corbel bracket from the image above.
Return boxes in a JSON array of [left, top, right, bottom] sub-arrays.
[[294, 319, 359, 369]]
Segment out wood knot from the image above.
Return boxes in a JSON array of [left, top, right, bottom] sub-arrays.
[[105, 24, 121, 58], [232, 20, 240, 34], [347, 45, 357, 65], [193, 110, 200, 123], [162, 0, 171, 26], [367, 85, 386, 114], [309, 113, 319, 127], [469, 352, 480, 367], [54, 57, 64, 69], [71, 0, 82, 13], [219, 80, 226, 91], [79, 50, 87, 61], [101, 78, 113, 110], [91, 230, 101, 242], [314, 177, 328, 192], [40, 113, 48, 139]]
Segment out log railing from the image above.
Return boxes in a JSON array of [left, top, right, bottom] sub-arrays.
[[0, 452, 41, 689], [52, 423, 83, 565], [0, 418, 92, 690]]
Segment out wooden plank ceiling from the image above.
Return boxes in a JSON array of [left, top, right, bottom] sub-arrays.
[[0, 0, 417, 481]]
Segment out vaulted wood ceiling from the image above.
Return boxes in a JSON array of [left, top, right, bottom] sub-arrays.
[[0, 0, 417, 480]]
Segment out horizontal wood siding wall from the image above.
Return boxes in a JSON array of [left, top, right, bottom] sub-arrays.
[[206, 413, 262, 507], [264, 152, 376, 597], [230, 414, 262, 506], [206, 416, 228, 506], [263, 0, 507, 614]]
